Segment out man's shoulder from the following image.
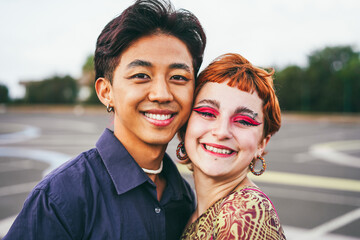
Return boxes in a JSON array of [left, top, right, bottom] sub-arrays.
[[34, 147, 100, 193]]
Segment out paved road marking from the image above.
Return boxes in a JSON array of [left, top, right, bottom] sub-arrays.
[[0, 215, 17, 238], [0, 124, 40, 144], [263, 186, 360, 207], [250, 171, 360, 193], [310, 140, 360, 168], [177, 164, 360, 193], [292, 208, 360, 240], [0, 147, 71, 176], [0, 181, 38, 197], [0, 159, 46, 172], [284, 225, 360, 240]]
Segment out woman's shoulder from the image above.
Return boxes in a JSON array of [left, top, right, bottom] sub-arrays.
[[219, 186, 279, 222], [215, 186, 286, 239]]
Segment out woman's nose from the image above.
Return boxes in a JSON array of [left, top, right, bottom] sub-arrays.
[[212, 117, 232, 140]]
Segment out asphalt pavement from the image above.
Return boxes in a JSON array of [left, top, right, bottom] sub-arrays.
[[1, 105, 360, 239]]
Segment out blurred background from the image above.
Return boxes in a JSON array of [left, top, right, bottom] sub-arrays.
[[0, 0, 359, 239]]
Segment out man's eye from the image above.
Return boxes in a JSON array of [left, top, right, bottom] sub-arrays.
[[130, 73, 150, 79], [171, 75, 189, 81]]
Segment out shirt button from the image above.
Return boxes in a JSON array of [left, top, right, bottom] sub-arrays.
[[155, 207, 161, 214]]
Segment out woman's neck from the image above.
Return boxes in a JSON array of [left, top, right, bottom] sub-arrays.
[[192, 168, 254, 219]]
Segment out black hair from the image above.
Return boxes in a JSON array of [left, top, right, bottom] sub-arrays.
[[94, 0, 206, 83]]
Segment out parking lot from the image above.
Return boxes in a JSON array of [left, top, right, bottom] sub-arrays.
[[1, 106, 360, 239]]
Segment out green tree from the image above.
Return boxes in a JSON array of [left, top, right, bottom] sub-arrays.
[[275, 66, 306, 111], [276, 45, 360, 112], [24, 75, 78, 104], [79, 55, 100, 104], [0, 83, 10, 103], [306, 46, 359, 112]]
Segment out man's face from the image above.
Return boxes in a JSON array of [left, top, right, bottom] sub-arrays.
[[110, 34, 195, 148]]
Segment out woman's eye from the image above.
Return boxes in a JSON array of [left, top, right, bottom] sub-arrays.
[[233, 116, 261, 126], [237, 120, 255, 126], [171, 75, 189, 82], [193, 107, 218, 118]]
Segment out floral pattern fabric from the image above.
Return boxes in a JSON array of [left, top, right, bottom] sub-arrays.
[[181, 186, 286, 240]]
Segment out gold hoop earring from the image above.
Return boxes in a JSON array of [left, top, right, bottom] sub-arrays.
[[176, 141, 188, 161], [249, 156, 266, 176]]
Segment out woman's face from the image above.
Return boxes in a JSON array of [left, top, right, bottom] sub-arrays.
[[184, 81, 270, 179]]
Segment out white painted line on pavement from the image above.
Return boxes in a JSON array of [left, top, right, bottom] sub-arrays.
[[0, 125, 40, 145], [0, 159, 46, 172], [178, 163, 360, 193], [262, 186, 360, 207], [284, 225, 360, 240], [292, 208, 360, 240], [0, 147, 71, 237], [0, 147, 71, 176], [251, 171, 360, 192], [0, 181, 39, 197], [0, 215, 17, 238], [310, 140, 360, 168]]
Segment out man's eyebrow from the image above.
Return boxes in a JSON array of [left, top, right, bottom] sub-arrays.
[[169, 63, 191, 73], [196, 99, 220, 109], [127, 59, 152, 69], [235, 106, 258, 119]]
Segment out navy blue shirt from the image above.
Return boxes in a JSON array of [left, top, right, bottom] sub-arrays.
[[4, 129, 195, 240]]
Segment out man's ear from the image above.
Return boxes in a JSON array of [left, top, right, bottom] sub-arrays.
[[95, 78, 113, 107]]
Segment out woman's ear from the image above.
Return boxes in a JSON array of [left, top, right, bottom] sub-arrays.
[[257, 135, 271, 156], [95, 78, 113, 107]]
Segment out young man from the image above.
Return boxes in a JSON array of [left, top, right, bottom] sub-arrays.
[[3, 0, 206, 239]]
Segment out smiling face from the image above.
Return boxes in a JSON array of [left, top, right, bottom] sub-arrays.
[[109, 34, 195, 148], [184, 81, 270, 179]]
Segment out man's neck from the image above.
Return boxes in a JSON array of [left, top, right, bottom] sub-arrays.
[[114, 130, 167, 168], [113, 124, 169, 201]]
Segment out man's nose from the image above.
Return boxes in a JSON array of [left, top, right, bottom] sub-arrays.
[[148, 78, 174, 103]]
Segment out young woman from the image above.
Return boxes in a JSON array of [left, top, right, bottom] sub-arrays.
[[178, 53, 286, 239]]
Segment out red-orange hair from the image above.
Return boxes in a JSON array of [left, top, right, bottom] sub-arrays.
[[195, 53, 281, 138], [178, 53, 281, 144]]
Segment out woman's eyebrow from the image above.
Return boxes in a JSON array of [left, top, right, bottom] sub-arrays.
[[196, 99, 220, 109], [234, 106, 258, 119]]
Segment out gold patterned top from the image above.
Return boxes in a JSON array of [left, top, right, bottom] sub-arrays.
[[181, 186, 286, 240]]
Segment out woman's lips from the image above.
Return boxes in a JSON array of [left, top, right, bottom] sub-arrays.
[[201, 143, 236, 157]]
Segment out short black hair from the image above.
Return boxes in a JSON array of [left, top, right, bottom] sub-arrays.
[[94, 0, 206, 83]]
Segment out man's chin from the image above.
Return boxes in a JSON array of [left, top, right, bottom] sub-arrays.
[[142, 133, 175, 146]]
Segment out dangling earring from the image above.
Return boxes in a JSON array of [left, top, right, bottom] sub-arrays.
[[176, 141, 188, 161], [107, 103, 114, 113], [249, 156, 266, 176]]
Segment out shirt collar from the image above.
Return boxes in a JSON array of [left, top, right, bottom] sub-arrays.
[[96, 128, 193, 202], [96, 129, 148, 195], [162, 152, 194, 202]]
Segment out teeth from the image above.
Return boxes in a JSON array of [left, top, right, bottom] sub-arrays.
[[205, 145, 232, 154], [144, 113, 172, 120]]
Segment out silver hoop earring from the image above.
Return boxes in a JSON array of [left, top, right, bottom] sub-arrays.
[[106, 104, 114, 113]]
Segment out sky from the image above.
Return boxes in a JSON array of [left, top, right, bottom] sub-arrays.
[[0, 0, 359, 98]]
